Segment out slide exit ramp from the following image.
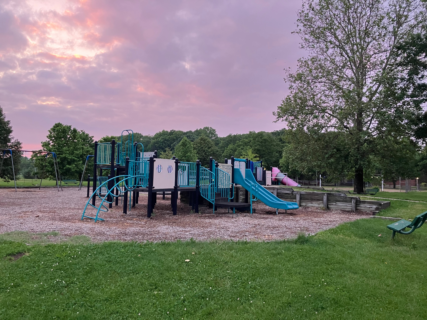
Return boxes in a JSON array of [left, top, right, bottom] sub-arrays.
[[234, 168, 299, 211]]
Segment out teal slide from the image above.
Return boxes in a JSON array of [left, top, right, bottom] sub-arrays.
[[234, 168, 299, 210]]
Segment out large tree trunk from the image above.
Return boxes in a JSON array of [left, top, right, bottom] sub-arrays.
[[354, 165, 364, 194], [392, 180, 396, 189]]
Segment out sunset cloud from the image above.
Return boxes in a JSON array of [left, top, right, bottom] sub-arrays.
[[0, 0, 303, 149]]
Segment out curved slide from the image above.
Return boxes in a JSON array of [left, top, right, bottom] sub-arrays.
[[234, 168, 299, 210], [272, 167, 300, 187]]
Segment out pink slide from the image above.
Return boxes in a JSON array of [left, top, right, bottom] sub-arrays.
[[272, 167, 300, 187]]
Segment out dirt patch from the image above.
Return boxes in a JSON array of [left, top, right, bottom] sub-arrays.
[[7, 252, 26, 261], [0, 188, 371, 242]]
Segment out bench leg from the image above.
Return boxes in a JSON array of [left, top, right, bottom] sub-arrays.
[[392, 231, 396, 239]]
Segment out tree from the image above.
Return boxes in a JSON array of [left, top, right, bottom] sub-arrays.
[[394, 26, 427, 140], [249, 131, 283, 169], [159, 148, 173, 159], [413, 112, 427, 140], [148, 130, 185, 153], [174, 137, 197, 162], [194, 127, 219, 140], [98, 135, 117, 143], [374, 137, 420, 188], [275, 0, 426, 193], [240, 148, 260, 162], [20, 156, 36, 179], [280, 129, 353, 183], [33, 123, 94, 180], [0, 106, 22, 180], [193, 136, 219, 166]]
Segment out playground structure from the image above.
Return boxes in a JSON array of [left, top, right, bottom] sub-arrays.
[[81, 129, 299, 222], [0, 149, 62, 191]]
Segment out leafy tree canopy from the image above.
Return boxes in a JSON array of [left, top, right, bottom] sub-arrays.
[[174, 137, 197, 162], [193, 136, 219, 167], [33, 123, 94, 180], [159, 148, 173, 159], [240, 148, 260, 162], [0, 106, 22, 180], [274, 0, 426, 193]]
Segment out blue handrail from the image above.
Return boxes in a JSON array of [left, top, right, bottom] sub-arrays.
[[82, 174, 144, 222], [199, 167, 215, 213]]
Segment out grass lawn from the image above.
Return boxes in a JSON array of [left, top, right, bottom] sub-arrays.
[[366, 191, 427, 203], [1, 199, 427, 318], [0, 179, 87, 188]]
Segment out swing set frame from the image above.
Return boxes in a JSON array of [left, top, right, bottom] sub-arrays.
[[0, 149, 62, 192]]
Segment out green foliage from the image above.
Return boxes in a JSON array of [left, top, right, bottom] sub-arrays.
[[0, 106, 22, 180], [174, 137, 197, 162], [20, 157, 36, 179], [0, 106, 12, 149], [98, 135, 117, 143], [240, 148, 259, 162], [280, 130, 352, 182], [33, 123, 94, 180], [247, 131, 283, 168], [274, 0, 427, 193], [193, 136, 219, 166], [193, 127, 219, 140], [148, 130, 185, 154], [100, 128, 284, 169], [374, 137, 420, 184], [413, 112, 427, 140], [159, 148, 173, 159], [219, 131, 284, 169], [395, 25, 427, 137]]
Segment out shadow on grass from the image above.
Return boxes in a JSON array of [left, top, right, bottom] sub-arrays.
[[0, 231, 91, 246]]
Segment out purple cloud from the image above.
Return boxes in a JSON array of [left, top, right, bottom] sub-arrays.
[[0, 0, 303, 149]]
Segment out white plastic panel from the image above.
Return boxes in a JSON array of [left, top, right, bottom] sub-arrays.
[[239, 162, 246, 179], [256, 167, 263, 181], [266, 171, 272, 186], [153, 159, 175, 189]]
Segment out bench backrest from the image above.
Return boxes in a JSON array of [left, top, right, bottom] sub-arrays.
[[408, 211, 427, 229], [414, 211, 427, 229]]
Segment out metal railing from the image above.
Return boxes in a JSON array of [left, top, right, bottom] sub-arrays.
[[96, 143, 112, 165], [128, 158, 149, 188], [82, 174, 144, 222], [178, 162, 197, 187], [199, 167, 215, 211], [216, 167, 233, 200]]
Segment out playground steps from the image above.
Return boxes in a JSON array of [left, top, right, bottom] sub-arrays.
[[215, 201, 250, 208], [214, 192, 249, 209]]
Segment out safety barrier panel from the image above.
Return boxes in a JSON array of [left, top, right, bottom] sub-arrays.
[[199, 166, 215, 210], [178, 162, 197, 187]]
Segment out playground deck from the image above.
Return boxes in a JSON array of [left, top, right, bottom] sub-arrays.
[[0, 189, 371, 242]]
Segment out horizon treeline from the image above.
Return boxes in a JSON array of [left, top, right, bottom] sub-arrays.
[[99, 126, 286, 169]]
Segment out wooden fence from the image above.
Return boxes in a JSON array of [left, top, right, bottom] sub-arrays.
[[235, 186, 390, 214]]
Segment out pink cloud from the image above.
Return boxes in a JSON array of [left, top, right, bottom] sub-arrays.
[[0, 0, 303, 150]]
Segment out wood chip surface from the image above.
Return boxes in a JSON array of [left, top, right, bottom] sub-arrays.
[[0, 188, 371, 242]]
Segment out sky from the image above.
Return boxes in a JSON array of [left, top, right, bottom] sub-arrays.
[[0, 0, 303, 150]]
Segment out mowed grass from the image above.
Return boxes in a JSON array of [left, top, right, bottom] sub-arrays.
[[1, 212, 427, 319], [367, 191, 427, 202], [0, 178, 87, 188]]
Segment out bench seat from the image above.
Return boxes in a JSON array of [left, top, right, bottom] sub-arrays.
[[387, 219, 412, 232], [387, 211, 427, 238]]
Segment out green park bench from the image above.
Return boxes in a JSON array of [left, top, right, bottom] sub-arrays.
[[387, 211, 427, 239], [62, 179, 77, 185], [365, 187, 379, 195], [348, 187, 379, 195]]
